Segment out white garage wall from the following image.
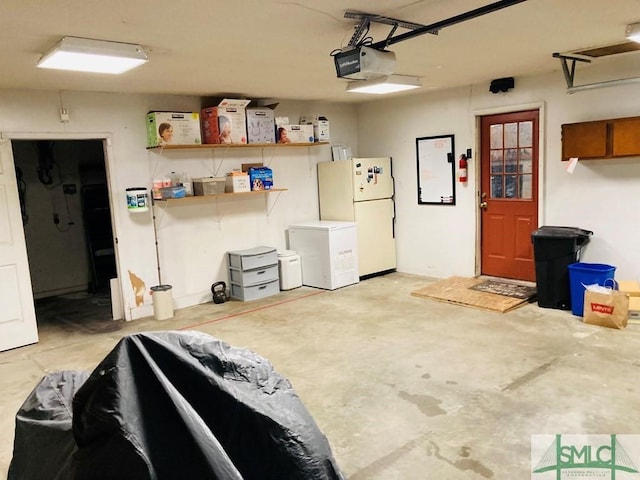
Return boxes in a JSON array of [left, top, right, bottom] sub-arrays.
[[0, 90, 358, 320], [3, 54, 639, 322], [356, 57, 640, 281]]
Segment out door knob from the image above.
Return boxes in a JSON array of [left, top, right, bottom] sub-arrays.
[[479, 202, 488, 209]]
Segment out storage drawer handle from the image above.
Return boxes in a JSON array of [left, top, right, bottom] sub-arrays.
[[258, 285, 266, 290], [257, 270, 265, 275]]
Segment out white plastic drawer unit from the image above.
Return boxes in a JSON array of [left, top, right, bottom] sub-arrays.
[[227, 246, 278, 271], [231, 279, 280, 301], [229, 264, 278, 286]]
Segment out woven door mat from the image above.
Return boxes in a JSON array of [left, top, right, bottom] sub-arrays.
[[468, 280, 537, 300]]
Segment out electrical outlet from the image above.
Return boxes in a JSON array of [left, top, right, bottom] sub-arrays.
[[53, 213, 60, 225], [63, 183, 77, 195]]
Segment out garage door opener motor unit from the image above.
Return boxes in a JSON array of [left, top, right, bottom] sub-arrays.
[[334, 46, 396, 80]]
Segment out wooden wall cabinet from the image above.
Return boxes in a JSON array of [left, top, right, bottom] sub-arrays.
[[561, 116, 640, 161]]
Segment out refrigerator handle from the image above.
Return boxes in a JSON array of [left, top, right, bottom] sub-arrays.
[[392, 200, 396, 238]]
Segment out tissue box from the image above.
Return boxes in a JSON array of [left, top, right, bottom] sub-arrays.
[[225, 172, 251, 193], [248, 167, 273, 190], [246, 108, 275, 144], [193, 177, 226, 196], [147, 112, 201, 147], [276, 124, 314, 144], [201, 99, 250, 144]]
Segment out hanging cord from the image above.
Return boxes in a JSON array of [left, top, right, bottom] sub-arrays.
[[15, 166, 29, 225], [36, 141, 63, 189]]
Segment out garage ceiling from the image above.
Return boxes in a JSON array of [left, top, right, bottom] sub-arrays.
[[1, 0, 639, 103]]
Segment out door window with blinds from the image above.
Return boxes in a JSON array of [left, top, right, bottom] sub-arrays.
[[489, 121, 533, 199]]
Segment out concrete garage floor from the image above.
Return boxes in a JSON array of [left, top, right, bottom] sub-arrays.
[[1, 272, 640, 479]]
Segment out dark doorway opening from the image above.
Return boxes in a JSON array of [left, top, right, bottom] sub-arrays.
[[12, 139, 117, 329]]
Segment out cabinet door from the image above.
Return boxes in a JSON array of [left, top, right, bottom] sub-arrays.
[[561, 121, 608, 160], [612, 117, 640, 157]]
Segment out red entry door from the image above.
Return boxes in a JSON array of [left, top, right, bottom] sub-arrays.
[[480, 110, 539, 282]]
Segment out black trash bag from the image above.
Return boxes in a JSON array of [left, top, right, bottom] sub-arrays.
[[71, 331, 344, 480], [8, 370, 90, 480]]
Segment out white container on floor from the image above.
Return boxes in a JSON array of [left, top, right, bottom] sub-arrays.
[[278, 250, 302, 290], [150, 285, 174, 320]]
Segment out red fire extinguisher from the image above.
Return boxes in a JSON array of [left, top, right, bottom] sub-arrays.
[[458, 154, 468, 183]]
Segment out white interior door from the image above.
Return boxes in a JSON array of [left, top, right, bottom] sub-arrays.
[[0, 139, 38, 351]]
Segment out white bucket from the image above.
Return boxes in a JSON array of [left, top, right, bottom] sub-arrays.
[[278, 250, 302, 290], [150, 284, 173, 320], [126, 187, 149, 213]]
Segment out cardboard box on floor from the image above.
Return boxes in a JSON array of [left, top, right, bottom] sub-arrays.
[[618, 280, 640, 321]]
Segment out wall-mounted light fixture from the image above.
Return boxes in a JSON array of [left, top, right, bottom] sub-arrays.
[[346, 74, 422, 94], [626, 22, 640, 43], [37, 36, 148, 74]]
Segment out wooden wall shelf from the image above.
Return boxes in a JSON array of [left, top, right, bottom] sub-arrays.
[[154, 188, 287, 203], [148, 142, 328, 151]]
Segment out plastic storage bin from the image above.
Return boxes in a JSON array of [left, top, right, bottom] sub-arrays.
[[568, 263, 616, 316], [531, 226, 592, 309]]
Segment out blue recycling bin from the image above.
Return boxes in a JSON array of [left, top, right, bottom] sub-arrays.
[[567, 263, 616, 316]]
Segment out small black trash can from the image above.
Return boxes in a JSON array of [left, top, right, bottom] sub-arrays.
[[531, 226, 592, 310]]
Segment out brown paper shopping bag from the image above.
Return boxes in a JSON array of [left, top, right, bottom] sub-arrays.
[[583, 289, 629, 329]]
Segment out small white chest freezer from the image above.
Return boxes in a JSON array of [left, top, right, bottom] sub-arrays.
[[288, 221, 359, 290]]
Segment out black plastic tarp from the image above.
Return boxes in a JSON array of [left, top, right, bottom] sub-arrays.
[[70, 331, 344, 480], [8, 370, 90, 480]]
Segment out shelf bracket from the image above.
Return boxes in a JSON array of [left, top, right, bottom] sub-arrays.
[[265, 190, 283, 218], [552, 52, 591, 90], [553, 52, 640, 93]]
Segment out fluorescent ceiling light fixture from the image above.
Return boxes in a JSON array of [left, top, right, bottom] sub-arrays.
[[37, 36, 148, 74], [346, 75, 422, 94], [626, 22, 640, 43]]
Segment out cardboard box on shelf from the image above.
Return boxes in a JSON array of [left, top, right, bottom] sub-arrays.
[[246, 108, 275, 144], [313, 119, 330, 142], [248, 167, 273, 190], [300, 115, 330, 142], [201, 99, 251, 145], [225, 171, 250, 193], [200, 108, 220, 144], [193, 177, 226, 196], [276, 124, 314, 144], [147, 112, 201, 148], [242, 162, 263, 173]]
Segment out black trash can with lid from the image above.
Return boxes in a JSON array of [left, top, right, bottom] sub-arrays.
[[531, 226, 592, 310]]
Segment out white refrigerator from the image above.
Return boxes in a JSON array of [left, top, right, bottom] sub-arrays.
[[318, 157, 396, 278], [288, 221, 359, 290]]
